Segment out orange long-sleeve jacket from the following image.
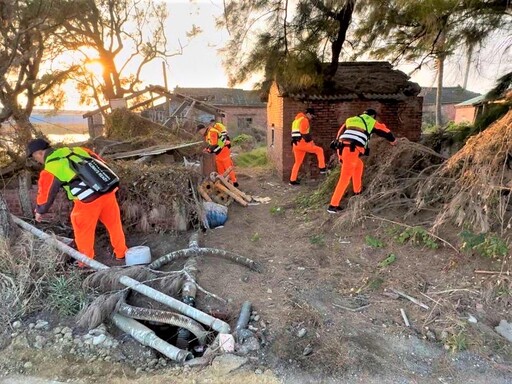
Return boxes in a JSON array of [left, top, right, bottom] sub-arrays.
[[35, 147, 105, 214]]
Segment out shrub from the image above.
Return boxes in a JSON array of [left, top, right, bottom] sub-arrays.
[[459, 230, 508, 258], [234, 146, 268, 167], [232, 134, 256, 151]]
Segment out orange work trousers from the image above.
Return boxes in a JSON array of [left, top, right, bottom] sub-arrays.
[[329, 147, 364, 206], [216, 147, 237, 183], [70, 190, 128, 260], [290, 140, 326, 182]]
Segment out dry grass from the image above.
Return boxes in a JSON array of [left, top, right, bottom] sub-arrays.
[[0, 232, 86, 324]]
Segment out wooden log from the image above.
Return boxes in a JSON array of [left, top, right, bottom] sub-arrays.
[[197, 184, 212, 202], [215, 174, 252, 202], [214, 182, 248, 207], [390, 288, 429, 310], [222, 166, 233, 178], [211, 190, 231, 206]]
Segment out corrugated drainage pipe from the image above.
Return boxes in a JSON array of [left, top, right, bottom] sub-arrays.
[[11, 215, 231, 334], [111, 314, 193, 362], [118, 302, 208, 345]]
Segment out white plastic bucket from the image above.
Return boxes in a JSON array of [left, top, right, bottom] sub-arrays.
[[125, 246, 152, 266]]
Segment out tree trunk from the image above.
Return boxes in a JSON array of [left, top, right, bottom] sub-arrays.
[[462, 44, 473, 90], [18, 170, 34, 218], [325, 0, 356, 79], [0, 193, 13, 240], [435, 56, 445, 127]]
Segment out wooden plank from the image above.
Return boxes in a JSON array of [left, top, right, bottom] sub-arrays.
[[108, 141, 202, 159]]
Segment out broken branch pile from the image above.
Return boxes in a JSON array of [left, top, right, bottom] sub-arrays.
[[113, 162, 201, 233]]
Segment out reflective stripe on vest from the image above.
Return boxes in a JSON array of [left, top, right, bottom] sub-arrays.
[[339, 114, 377, 147], [44, 147, 96, 201], [291, 116, 305, 138]]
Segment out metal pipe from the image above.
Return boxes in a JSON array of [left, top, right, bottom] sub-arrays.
[[11, 215, 231, 334], [234, 301, 252, 336], [111, 314, 192, 363]]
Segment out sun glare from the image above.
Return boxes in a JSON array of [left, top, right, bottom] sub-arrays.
[[85, 60, 104, 79]]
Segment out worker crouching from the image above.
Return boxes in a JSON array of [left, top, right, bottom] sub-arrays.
[[327, 109, 397, 213], [27, 139, 128, 264]]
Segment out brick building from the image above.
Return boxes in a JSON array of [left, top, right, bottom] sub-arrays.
[[266, 61, 423, 181], [175, 87, 267, 134], [420, 86, 481, 124]]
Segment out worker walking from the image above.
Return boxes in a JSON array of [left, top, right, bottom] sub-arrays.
[[198, 121, 238, 187], [327, 109, 397, 213], [27, 138, 128, 264], [289, 107, 326, 185]]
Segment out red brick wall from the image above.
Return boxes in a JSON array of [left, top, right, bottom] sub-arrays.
[[267, 82, 423, 181], [2, 187, 72, 222]]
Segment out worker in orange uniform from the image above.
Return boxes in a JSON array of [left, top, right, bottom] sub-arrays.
[[289, 107, 326, 185], [327, 109, 397, 213], [197, 121, 238, 187], [27, 138, 128, 264]]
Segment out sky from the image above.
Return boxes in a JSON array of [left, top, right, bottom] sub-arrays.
[[58, 0, 512, 109]]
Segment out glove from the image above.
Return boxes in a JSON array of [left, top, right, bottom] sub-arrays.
[[291, 138, 300, 146], [330, 140, 339, 150], [303, 133, 312, 143]]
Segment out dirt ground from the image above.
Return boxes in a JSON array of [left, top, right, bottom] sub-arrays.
[[1, 166, 512, 383]]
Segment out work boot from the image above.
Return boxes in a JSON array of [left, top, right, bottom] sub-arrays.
[[327, 205, 342, 214], [289, 180, 300, 186], [319, 168, 327, 175]]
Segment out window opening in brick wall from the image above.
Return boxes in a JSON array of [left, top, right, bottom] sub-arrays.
[[271, 124, 275, 147], [237, 116, 253, 130]]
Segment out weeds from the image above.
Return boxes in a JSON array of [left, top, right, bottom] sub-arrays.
[[0, 233, 86, 324], [394, 226, 438, 249], [445, 330, 468, 353], [251, 232, 261, 242], [47, 272, 88, 316], [309, 234, 325, 247], [270, 206, 284, 215], [234, 146, 268, 168], [459, 230, 508, 258], [365, 235, 385, 248]]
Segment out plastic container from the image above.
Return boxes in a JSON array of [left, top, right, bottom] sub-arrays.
[[203, 201, 228, 229], [125, 246, 152, 266]]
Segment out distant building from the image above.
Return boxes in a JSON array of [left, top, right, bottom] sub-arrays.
[[454, 95, 487, 124], [175, 87, 267, 132], [267, 61, 423, 181], [420, 86, 481, 124]]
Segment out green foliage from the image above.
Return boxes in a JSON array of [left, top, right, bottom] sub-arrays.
[[270, 206, 284, 215], [309, 234, 325, 247], [234, 146, 269, 168], [473, 103, 511, 133], [378, 253, 396, 268], [251, 232, 261, 242], [47, 272, 88, 317], [232, 134, 256, 150], [296, 166, 340, 208], [459, 230, 508, 258], [365, 235, 385, 248], [395, 226, 438, 249], [445, 331, 468, 353]]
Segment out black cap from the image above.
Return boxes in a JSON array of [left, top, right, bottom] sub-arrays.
[[305, 107, 315, 116], [363, 108, 377, 117], [196, 124, 206, 131], [27, 138, 50, 157]]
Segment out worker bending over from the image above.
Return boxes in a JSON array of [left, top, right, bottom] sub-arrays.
[[327, 109, 397, 213], [198, 121, 238, 187], [289, 107, 326, 185], [27, 138, 128, 264]]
